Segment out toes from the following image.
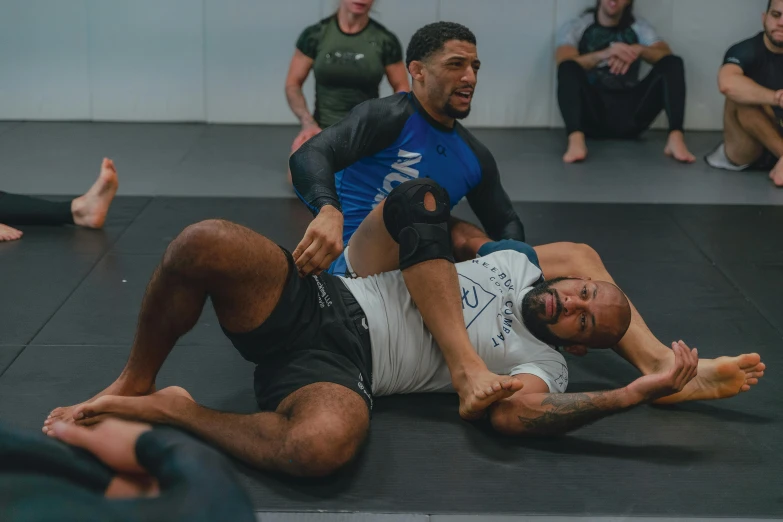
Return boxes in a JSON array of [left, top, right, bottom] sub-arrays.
[[745, 378, 759, 386]]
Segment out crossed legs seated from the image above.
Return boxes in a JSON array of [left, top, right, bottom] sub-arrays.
[[721, 98, 783, 187], [45, 220, 369, 478]]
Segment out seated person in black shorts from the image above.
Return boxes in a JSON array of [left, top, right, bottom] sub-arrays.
[[555, 0, 695, 164], [706, 0, 783, 187], [43, 179, 764, 478], [0, 158, 119, 242], [2, 416, 254, 522]]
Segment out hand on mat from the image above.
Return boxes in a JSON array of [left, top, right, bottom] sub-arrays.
[[454, 366, 524, 421], [293, 205, 344, 276], [0, 223, 23, 242], [47, 417, 151, 475], [627, 341, 698, 402]]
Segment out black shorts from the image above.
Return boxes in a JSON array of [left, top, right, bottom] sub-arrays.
[[222, 247, 374, 413]]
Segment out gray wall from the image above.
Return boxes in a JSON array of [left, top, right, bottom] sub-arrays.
[[0, 0, 768, 128]]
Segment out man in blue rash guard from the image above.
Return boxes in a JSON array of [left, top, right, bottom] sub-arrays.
[[290, 21, 525, 277]]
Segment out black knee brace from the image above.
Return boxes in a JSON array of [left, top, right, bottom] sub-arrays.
[[382, 178, 454, 270]]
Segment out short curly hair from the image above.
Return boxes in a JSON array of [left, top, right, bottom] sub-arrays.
[[405, 22, 477, 68]]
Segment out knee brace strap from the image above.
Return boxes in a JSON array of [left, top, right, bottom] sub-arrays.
[[383, 178, 454, 270]]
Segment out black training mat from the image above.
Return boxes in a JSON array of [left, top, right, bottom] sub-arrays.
[[0, 198, 781, 518]]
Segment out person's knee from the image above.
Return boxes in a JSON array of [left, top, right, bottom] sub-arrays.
[[163, 219, 232, 274], [383, 178, 454, 270], [657, 54, 684, 72], [284, 414, 366, 477], [557, 60, 582, 82], [735, 103, 770, 129]]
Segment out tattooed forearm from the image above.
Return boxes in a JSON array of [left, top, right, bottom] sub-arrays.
[[515, 390, 635, 436]]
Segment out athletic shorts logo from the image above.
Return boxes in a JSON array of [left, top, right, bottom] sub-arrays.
[[313, 276, 333, 309]]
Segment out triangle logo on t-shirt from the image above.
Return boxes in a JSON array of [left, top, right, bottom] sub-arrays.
[[458, 274, 497, 329]]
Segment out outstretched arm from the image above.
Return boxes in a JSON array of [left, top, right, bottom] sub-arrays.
[[491, 342, 698, 436]]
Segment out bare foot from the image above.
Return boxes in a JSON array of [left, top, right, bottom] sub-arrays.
[[664, 131, 696, 163], [73, 386, 195, 427], [0, 223, 22, 242], [43, 378, 155, 433], [653, 353, 765, 405], [48, 418, 151, 474], [563, 132, 588, 164], [770, 158, 783, 187], [71, 158, 119, 229], [454, 368, 524, 421]]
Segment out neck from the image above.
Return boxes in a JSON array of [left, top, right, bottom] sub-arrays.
[[337, 8, 369, 34], [596, 9, 622, 27], [763, 32, 783, 54], [412, 84, 456, 129]]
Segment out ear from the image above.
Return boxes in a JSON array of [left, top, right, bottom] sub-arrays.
[[563, 345, 588, 357], [408, 61, 425, 82]]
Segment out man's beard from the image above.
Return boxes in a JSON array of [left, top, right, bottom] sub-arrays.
[[444, 102, 471, 119], [767, 28, 783, 48], [520, 278, 571, 347]]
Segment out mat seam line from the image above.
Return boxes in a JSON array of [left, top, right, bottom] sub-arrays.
[[18, 197, 156, 352], [668, 208, 783, 339]]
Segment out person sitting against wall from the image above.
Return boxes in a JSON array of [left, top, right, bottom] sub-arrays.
[[705, 0, 783, 188], [554, 0, 696, 164], [284, 0, 410, 183], [0, 158, 118, 242]]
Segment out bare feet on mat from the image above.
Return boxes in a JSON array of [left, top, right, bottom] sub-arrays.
[[654, 353, 765, 404], [454, 367, 524, 421], [563, 132, 588, 164], [664, 131, 696, 163], [71, 158, 119, 229], [71, 386, 195, 427], [0, 223, 22, 241], [43, 378, 156, 432]]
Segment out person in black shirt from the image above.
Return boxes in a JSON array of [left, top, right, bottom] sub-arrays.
[[706, 0, 783, 187]]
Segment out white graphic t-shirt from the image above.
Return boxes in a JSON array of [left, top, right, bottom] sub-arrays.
[[340, 251, 569, 397]]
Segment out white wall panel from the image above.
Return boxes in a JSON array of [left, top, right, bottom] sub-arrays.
[[669, 0, 767, 130], [0, 0, 770, 129], [0, 0, 90, 120], [88, 0, 205, 121], [205, 0, 321, 124], [440, 0, 557, 127], [370, 0, 439, 98]]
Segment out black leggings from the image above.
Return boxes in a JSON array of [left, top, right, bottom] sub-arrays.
[[0, 192, 73, 225], [557, 55, 686, 139]]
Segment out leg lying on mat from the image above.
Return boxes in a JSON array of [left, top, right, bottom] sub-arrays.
[[45, 219, 370, 477], [443, 221, 766, 404], [0, 158, 118, 238]]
